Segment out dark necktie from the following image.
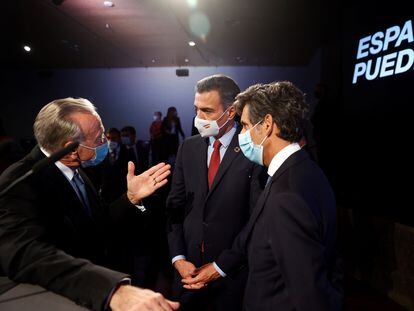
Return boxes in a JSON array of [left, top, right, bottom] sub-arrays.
[[208, 140, 221, 188], [71, 171, 92, 218], [266, 174, 272, 186]]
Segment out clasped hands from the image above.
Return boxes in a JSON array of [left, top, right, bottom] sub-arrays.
[[174, 259, 221, 290]]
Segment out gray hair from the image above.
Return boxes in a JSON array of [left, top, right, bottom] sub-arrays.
[[34, 97, 99, 153], [195, 74, 240, 109]]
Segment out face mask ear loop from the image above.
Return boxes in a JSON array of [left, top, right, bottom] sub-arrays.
[[216, 107, 232, 129], [78, 144, 98, 160], [259, 134, 268, 146], [255, 120, 269, 146]]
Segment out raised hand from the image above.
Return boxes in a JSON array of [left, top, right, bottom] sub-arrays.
[[126, 162, 171, 204]]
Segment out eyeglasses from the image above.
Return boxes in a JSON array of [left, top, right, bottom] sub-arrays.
[[79, 133, 107, 150], [96, 133, 107, 145]]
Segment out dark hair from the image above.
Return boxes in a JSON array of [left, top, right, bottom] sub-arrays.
[[121, 126, 136, 136], [235, 81, 309, 143], [195, 74, 240, 109], [106, 127, 120, 135]]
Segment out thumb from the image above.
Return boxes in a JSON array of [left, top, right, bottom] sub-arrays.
[[127, 161, 135, 179], [166, 300, 180, 310]]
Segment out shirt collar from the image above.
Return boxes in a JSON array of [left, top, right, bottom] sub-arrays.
[[40, 146, 76, 182], [208, 123, 237, 148], [267, 143, 301, 177]]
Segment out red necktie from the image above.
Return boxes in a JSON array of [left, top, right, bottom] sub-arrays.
[[208, 140, 221, 188]]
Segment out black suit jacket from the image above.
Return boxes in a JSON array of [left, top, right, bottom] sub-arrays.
[[166, 127, 266, 271], [129, 141, 149, 174], [232, 149, 343, 310], [0, 146, 141, 310], [87, 145, 131, 204]]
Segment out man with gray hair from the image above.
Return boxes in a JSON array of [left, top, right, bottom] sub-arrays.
[[0, 98, 179, 311]]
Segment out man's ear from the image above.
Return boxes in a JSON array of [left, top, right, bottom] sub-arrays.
[[263, 114, 274, 135], [227, 105, 236, 120], [63, 141, 79, 159]]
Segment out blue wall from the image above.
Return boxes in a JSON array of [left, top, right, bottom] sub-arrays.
[[3, 52, 320, 141]]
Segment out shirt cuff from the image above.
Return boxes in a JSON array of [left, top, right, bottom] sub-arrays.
[[104, 277, 131, 310], [134, 201, 146, 212], [213, 262, 227, 277], [172, 255, 186, 265]]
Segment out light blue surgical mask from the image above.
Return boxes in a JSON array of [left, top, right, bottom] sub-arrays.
[[121, 136, 132, 146], [238, 121, 268, 166], [79, 142, 109, 167]]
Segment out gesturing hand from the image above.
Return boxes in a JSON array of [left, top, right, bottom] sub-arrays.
[[126, 162, 171, 204]]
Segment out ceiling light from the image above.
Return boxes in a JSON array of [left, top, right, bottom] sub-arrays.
[[23, 45, 31, 52], [185, 58, 189, 63], [188, 41, 196, 47], [103, 1, 114, 7]]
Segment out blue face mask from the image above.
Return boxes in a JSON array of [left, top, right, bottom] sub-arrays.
[[79, 142, 109, 167], [238, 121, 268, 166], [121, 136, 132, 146]]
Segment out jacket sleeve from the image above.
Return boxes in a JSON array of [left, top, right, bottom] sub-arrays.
[[215, 164, 267, 275], [166, 141, 187, 259], [0, 181, 128, 311]]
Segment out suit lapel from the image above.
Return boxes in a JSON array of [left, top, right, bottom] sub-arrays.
[[42, 162, 85, 213], [33, 146, 97, 219], [79, 169, 100, 217], [206, 127, 241, 199], [194, 137, 209, 197], [243, 149, 309, 241]]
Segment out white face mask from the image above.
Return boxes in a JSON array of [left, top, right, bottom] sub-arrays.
[[194, 108, 231, 137]]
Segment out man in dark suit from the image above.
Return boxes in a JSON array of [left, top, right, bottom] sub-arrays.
[[185, 81, 343, 310], [0, 98, 178, 311], [166, 75, 266, 310]]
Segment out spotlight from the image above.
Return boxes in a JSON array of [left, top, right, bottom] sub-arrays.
[[23, 45, 31, 52], [103, 1, 114, 7]]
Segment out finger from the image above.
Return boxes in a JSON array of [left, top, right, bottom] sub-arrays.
[[145, 162, 167, 176], [154, 170, 171, 183], [181, 275, 201, 284], [127, 161, 135, 179], [166, 300, 180, 310], [183, 283, 206, 290], [152, 164, 171, 178], [156, 296, 173, 311]]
